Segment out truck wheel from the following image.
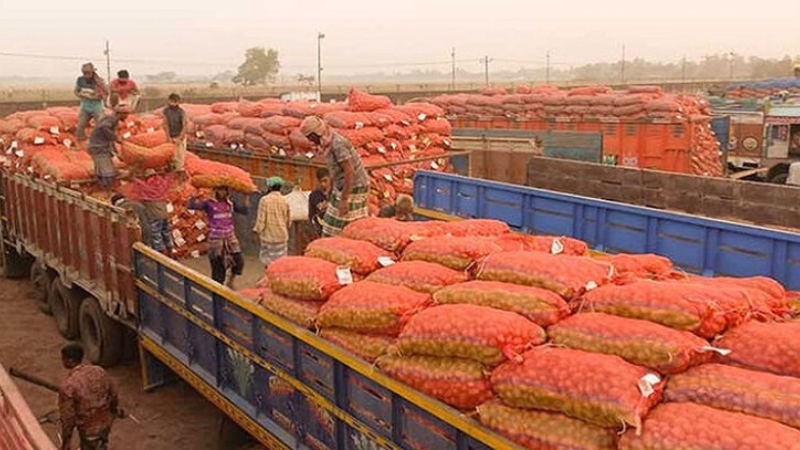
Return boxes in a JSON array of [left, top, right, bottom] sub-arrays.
[[49, 278, 81, 339], [30, 263, 53, 315], [79, 297, 122, 367]]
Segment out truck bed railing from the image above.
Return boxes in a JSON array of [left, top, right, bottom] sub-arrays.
[[134, 244, 522, 450], [0, 364, 56, 450], [414, 171, 800, 290]]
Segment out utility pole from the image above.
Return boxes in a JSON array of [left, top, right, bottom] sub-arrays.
[[481, 56, 492, 86], [451, 47, 456, 90], [317, 32, 325, 96], [681, 55, 687, 91], [546, 51, 551, 84], [728, 51, 735, 81], [621, 44, 626, 84], [103, 40, 111, 83]]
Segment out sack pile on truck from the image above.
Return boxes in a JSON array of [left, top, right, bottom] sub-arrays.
[[725, 78, 800, 99], [1, 106, 257, 260], [427, 85, 723, 177], [182, 90, 454, 215]]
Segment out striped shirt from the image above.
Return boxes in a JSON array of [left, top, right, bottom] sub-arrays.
[[327, 132, 370, 191]]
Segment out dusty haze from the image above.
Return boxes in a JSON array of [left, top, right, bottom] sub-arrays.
[[1, 0, 798, 80]]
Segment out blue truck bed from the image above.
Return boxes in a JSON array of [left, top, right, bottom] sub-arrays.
[[414, 170, 800, 290]]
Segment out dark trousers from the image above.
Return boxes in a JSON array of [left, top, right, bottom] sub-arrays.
[[79, 428, 110, 450], [209, 252, 244, 284]]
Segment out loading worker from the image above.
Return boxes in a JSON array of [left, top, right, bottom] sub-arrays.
[[299, 116, 370, 236]]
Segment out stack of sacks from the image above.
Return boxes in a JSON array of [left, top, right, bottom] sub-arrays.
[[428, 85, 723, 177], [183, 89, 454, 214], [725, 78, 800, 99]]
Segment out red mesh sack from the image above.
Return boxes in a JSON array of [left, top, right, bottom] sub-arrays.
[[210, 102, 238, 114], [258, 289, 321, 329], [673, 275, 789, 315], [119, 142, 174, 170], [440, 219, 509, 237], [549, 313, 713, 374], [237, 288, 265, 304], [260, 115, 301, 135], [186, 157, 256, 193], [16, 128, 56, 146], [477, 251, 612, 299], [665, 363, 800, 429], [580, 281, 740, 338], [263, 132, 291, 149], [491, 234, 589, 255], [376, 355, 492, 410], [304, 237, 392, 275], [401, 236, 501, 271], [193, 113, 226, 127], [323, 111, 373, 129], [433, 280, 569, 327], [244, 133, 268, 151], [342, 218, 448, 253], [237, 101, 263, 118], [618, 403, 800, 450], [347, 88, 393, 112], [265, 256, 344, 301], [594, 253, 673, 279], [27, 114, 62, 130], [395, 103, 445, 120], [491, 347, 665, 430], [420, 118, 452, 136], [366, 261, 468, 294], [336, 127, 385, 148], [316, 281, 430, 336], [396, 304, 546, 366], [478, 400, 617, 450], [31, 150, 93, 181], [715, 320, 800, 378], [319, 329, 394, 362], [0, 118, 26, 135], [127, 130, 169, 148]]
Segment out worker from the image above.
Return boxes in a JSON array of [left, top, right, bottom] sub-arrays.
[[74, 63, 108, 143], [162, 93, 187, 180], [58, 343, 120, 450], [132, 169, 175, 258], [307, 167, 331, 239], [188, 185, 249, 288], [111, 194, 153, 247], [794, 64, 800, 79], [109, 70, 140, 110], [378, 194, 415, 221], [253, 177, 291, 267], [88, 105, 131, 192], [299, 116, 370, 237]]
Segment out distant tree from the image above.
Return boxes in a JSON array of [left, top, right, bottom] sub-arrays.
[[212, 70, 236, 83], [297, 73, 315, 86], [233, 47, 280, 86], [146, 71, 177, 82]]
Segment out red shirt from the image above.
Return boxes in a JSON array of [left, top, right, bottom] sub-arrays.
[[110, 78, 139, 100]]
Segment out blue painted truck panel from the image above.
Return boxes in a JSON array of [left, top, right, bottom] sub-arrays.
[[135, 245, 520, 450], [413, 171, 800, 290]]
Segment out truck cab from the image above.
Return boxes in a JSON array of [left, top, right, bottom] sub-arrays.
[[762, 103, 800, 184]]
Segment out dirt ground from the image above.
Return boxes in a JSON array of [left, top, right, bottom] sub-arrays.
[[0, 265, 265, 450]]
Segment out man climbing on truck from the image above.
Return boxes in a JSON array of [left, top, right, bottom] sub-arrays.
[[87, 105, 130, 193], [188, 185, 249, 288], [58, 343, 120, 450], [300, 115, 370, 237]]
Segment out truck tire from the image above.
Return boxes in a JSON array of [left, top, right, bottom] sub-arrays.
[[49, 278, 81, 339], [30, 262, 53, 315], [78, 297, 123, 367]]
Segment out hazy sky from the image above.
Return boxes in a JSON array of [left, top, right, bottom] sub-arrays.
[[1, 0, 799, 79]]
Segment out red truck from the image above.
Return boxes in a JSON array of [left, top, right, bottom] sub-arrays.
[[0, 364, 56, 450]]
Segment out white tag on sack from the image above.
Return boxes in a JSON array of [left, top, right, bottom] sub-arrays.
[[166, 203, 174, 214], [49, 126, 60, 136], [378, 256, 395, 267], [377, 146, 387, 155], [190, 250, 200, 258], [637, 374, 661, 398], [33, 137, 45, 145], [305, 152, 315, 159], [230, 144, 237, 150], [354, 121, 364, 130], [409, 145, 418, 153], [14, 149, 24, 158], [390, 142, 397, 150], [63, 139, 73, 148], [409, 234, 424, 242], [147, 127, 155, 133], [430, 161, 440, 170], [701, 346, 732, 356], [188, 210, 196, 216], [195, 220, 207, 230], [127, 121, 135, 128], [551, 239, 565, 255], [383, 173, 393, 182], [122, 132, 131, 139], [10, 140, 18, 150], [417, 113, 427, 121], [197, 234, 206, 243], [205, 142, 214, 148], [196, 131, 204, 138], [336, 266, 353, 285], [585, 281, 599, 291], [443, 139, 452, 148]]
